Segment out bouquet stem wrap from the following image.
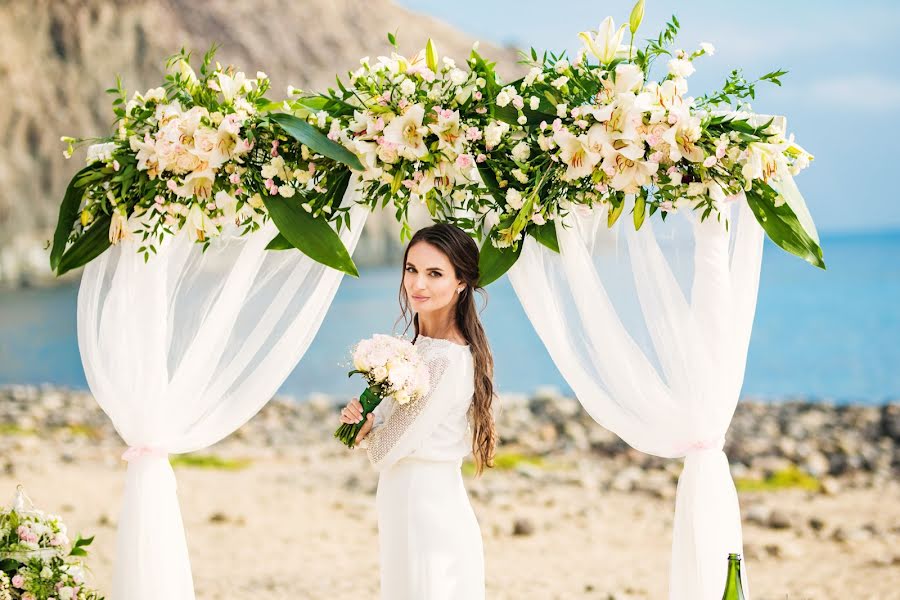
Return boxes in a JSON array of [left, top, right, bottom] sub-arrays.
[[334, 386, 382, 448]]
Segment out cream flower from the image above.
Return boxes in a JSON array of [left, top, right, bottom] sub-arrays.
[[382, 104, 428, 159], [579, 16, 628, 64], [553, 129, 601, 181]]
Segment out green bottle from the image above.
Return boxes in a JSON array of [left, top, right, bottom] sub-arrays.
[[721, 553, 746, 600]]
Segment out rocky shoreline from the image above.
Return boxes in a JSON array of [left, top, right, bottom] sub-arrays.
[[2, 384, 899, 598], [3, 384, 897, 486]]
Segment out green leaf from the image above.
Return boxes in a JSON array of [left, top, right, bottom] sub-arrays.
[[746, 183, 825, 269], [633, 194, 646, 230], [478, 235, 523, 286], [265, 233, 293, 250], [51, 164, 99, 271], [530, 221, 559, 253], [262, 196, 359, 276], [268, 113, 363, 171], [57, 215, 113, 276], [74, 535, 95, 547], [69, 547, 88, 557]]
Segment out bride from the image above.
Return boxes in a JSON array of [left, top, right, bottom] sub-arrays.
[[339, 222, 497, 600]]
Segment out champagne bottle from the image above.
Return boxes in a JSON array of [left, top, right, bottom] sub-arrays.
[[721, 553, 746, 600]]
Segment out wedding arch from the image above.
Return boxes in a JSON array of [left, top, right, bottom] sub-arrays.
[[52, 5, 820, 599]]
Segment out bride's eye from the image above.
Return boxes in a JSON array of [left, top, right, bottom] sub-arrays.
[[405, 266, 416, 273]]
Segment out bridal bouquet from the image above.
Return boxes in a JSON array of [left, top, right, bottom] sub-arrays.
[[0, 488, 102, 600], [292, 37, 506, 241], [53, 47, 363, 278], [334, 334, 430, 448]]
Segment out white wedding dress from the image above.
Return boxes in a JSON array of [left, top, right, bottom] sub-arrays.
[[360, 335, 485, 600]]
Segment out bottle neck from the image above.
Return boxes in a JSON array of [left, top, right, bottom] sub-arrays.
[[722, 554, 744, 599]]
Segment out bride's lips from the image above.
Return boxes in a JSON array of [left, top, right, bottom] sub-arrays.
[[411, 295, 429, 302]]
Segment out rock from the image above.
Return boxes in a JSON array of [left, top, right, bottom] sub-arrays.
[[610, 466, 643, 492], [208, 512, 228, 524], [808, 517, 826, 532], [512, 518, 535, 536], [767, 509, 792, 530], [744, 504, 771, 526]]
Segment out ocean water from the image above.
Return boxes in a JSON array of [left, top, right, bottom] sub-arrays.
[[1, 231, 897, 404]]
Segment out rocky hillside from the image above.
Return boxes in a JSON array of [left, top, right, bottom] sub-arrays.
[[0, 0, 518, 286]]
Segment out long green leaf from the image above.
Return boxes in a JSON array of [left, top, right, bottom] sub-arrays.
[[268, 113, 364, 171], [746, 182, 825, 269], [57, 215, 112, 276], [478, 234, 523, 286], [607, 200, 625, 227], [51, 165, 99, 271], [262, 196, 359, 276], [265, 233, 293, 250], [530, 221, 559, 253]]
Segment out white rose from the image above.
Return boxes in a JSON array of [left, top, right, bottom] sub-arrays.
[[41, 566, 53, 579], [278, 185, 295, 198], [668, 58, 695, 78], [373, 366, 388, 382], [59, 587, 75, 600], [395, 391, 411, 405], [506, 188, 524, 210], [495, 90, 511, 107], [511, 141, 531, 162], [512, 169, 529, 184], [399, 78, 416, 96], [556, 104, 568, 118]]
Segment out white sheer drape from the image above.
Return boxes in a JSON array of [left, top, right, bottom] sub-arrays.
[[77, 179, 368, 600], [509, 193, 768, 599]]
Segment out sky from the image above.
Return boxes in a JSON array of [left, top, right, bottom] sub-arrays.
[[395, 0, 899, 234]]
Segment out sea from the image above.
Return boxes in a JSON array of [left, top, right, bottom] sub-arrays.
[[1, 231, 897, 405]]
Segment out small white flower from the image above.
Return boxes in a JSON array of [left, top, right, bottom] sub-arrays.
[[505, 188, 524, 210], [511, 141, 531, 162], [278, 185, 295, 198], [529, 96, 540, 110], [399, 78, 416, 96], [668, 58, 695, 78], [556, 104, 568, 118], [551, 76, 569, 89], [512, 168, 529, 184], [495, 90, 511, 107], [700, 42, 715, 56], [517, 115, 527, 125]]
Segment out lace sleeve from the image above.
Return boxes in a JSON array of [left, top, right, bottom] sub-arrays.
[[365, 354, 451, 469]]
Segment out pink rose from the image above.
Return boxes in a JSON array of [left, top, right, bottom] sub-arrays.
[[12, 574, 24, 588]]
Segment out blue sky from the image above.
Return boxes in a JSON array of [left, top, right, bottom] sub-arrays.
[[396, 0, 899, 234]]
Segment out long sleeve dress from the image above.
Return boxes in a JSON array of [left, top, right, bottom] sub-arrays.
[[360, 335, 485, 600]]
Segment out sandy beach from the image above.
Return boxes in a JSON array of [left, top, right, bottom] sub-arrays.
[[1, 386, 898, 599]]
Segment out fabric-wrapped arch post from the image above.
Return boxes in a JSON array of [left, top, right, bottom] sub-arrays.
[[508, 187, 781, 599], [77, 178, 369, 600]]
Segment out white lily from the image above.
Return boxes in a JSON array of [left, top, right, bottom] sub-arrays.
[[382, 104, 428, 160], [579, 17, 628, 64], [215, 71, 248, 104], [185, 203, 219, 242], [175, 168, 215, 200], [741, 141, 789, 188], [428, 109, 465, 155], [554, 129, 602, 181], [607, 149, 659, 194], [662, 113, 705, 163]]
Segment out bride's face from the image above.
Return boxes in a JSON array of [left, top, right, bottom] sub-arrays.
[[404, 241, 464, 314]]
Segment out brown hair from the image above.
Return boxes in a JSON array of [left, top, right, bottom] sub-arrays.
[[396, 223, 496, 476]]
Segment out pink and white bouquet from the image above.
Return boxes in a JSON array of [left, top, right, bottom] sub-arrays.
[[334, 334, 430, 448], [0, 488, 102, 600]]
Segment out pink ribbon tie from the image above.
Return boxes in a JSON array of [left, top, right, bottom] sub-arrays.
[[122, 446, 167, 462]]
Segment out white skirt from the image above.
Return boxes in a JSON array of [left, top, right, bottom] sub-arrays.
[[376, 457, 485, 600]]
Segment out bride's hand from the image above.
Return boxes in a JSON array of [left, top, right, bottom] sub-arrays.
[[339, 398, 375, 443]]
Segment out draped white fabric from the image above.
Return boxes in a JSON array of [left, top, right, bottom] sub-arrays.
[[77, 180, 369, 600], [509, 192, 770, 599]]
